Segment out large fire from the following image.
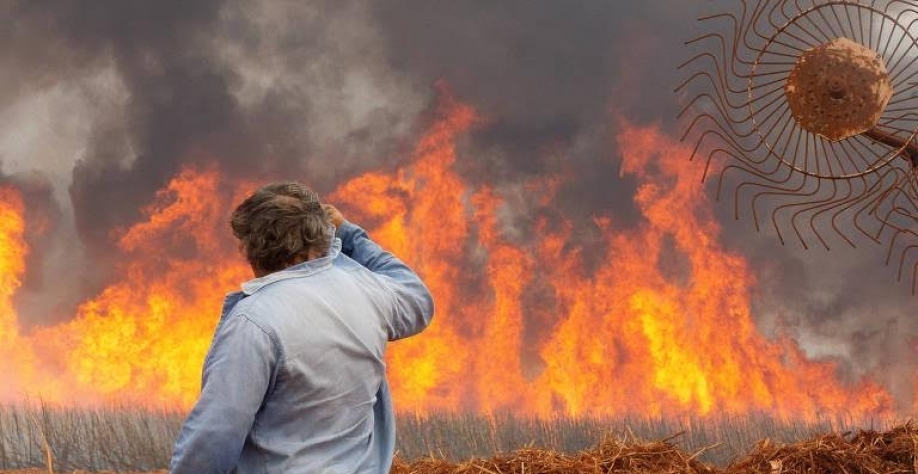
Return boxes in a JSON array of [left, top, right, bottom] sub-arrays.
[[0, 89, 895, 420]]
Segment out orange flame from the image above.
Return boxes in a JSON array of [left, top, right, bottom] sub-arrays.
[[332, 91, 892, 419], [25, 168, 252, 406], [0, 187, 33, 401], [0, 88, 896, 420], [0, 188, 25, 346], [525, 121, 891, 418]]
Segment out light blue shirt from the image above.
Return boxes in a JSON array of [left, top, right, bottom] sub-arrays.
[[170, 222, 434, 474]]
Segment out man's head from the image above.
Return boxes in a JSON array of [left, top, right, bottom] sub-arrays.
[[230, 183, 332, 277]]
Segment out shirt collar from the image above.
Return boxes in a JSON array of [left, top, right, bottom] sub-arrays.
[[240, 234, 342, 295]]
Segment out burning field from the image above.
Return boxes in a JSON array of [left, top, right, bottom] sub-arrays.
[[0, 87, 897, 418], [0, 84, 908, 470]]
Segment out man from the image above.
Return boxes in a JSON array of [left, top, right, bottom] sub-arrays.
[[170, 182, 434, 473]]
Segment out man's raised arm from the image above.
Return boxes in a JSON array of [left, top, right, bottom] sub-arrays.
[[324, 204, 434, 340]]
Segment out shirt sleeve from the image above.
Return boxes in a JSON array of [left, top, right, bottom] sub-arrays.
[[170, 313, 278, 474], [337, 221, 435, 340]]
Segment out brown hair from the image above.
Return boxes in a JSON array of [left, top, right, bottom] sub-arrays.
[[230, 183, 332, 275]]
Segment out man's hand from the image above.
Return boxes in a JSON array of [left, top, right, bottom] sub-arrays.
[[322, 204, 346, 228]]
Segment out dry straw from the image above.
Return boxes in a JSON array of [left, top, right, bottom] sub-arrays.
[[392, 434, 716, 474], [726, 421, 918, 474], [392, 423, 918, 474]]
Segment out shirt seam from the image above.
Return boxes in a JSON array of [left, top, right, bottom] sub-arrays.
[[238, 313, 285, 361]]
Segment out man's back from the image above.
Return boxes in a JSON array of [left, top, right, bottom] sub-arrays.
[[234, 253, 394, 473], [171, 219, 433, 474]]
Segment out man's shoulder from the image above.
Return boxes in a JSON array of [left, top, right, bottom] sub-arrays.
[[332, 252, 367, 272]]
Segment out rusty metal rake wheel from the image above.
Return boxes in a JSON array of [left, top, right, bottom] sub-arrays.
[[676, 0, 918, 292]]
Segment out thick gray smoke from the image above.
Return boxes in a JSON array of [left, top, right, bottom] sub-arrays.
[[3, 0, 425, 322], [2, 0, 913, 409]]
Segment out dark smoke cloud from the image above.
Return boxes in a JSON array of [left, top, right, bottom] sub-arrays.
[[0, 166, 63, 326], [4, 0, 425, 323], [737, 226, 916, 398], [6, 0, 258, 321], [373, 0, 710, 240], [8, 173, 68, 327], [374, 1, 705, 166], [7, 0, 414, 248], [3, 0, 915, 408]]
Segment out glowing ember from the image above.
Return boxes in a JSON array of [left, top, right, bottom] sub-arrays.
[[0, 88, 895, 420]]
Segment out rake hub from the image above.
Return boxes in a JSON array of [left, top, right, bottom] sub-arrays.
[[785, 38, 893, 142]]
